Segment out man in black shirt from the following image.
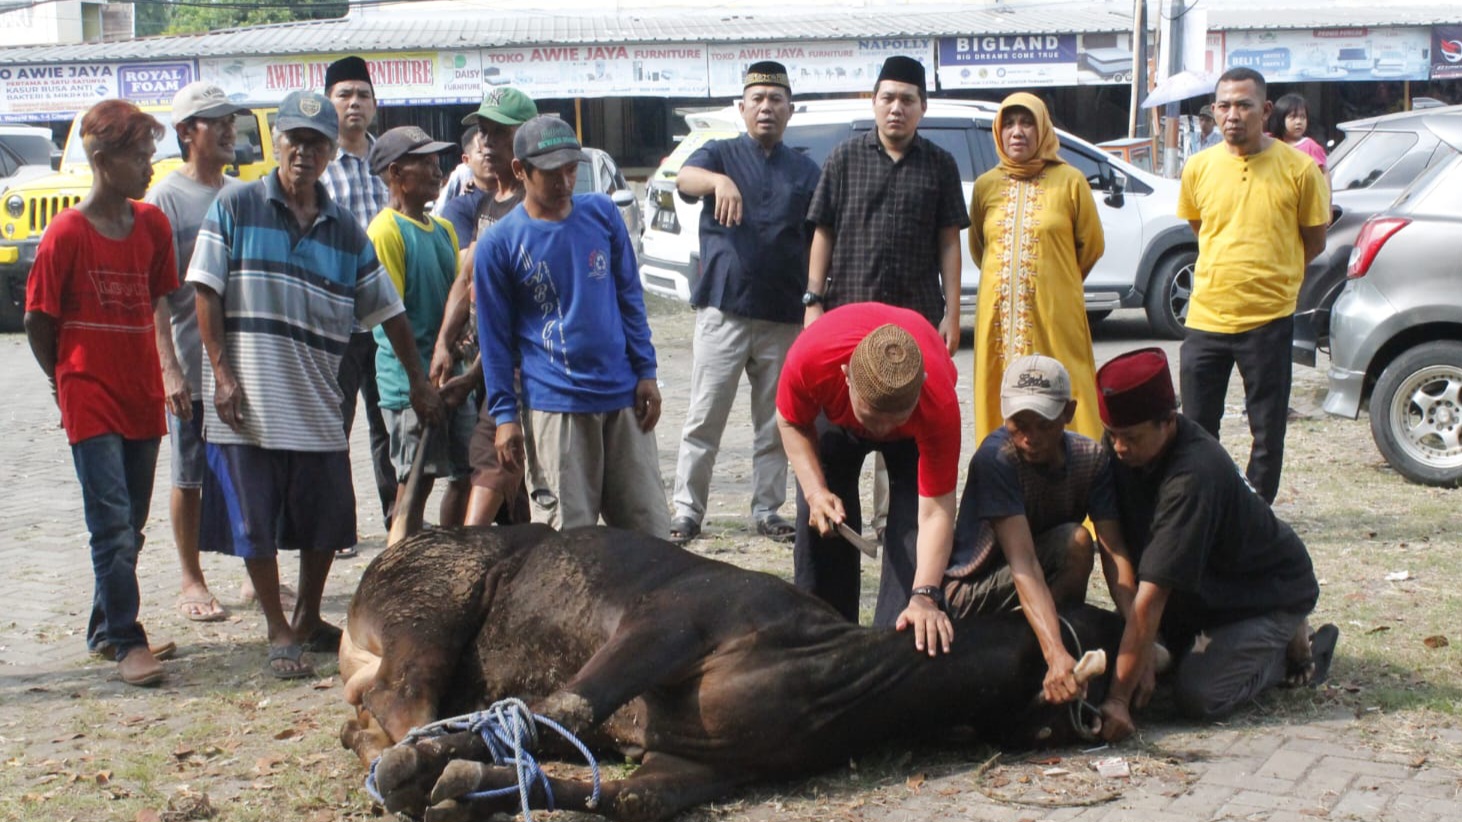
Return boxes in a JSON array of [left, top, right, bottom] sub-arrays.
[[1094, 348, 1336, 742]]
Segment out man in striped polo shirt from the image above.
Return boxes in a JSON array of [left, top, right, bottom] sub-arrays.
[[189, 90, 444, 680]]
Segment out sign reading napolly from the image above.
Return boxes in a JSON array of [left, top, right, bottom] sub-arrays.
[[0, 61, 196, 122], [1434, 25, 1462, 80]]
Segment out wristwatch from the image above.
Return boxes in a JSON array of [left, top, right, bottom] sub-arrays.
[[801, 290, 824, 307], [911, 585, 947, 611]]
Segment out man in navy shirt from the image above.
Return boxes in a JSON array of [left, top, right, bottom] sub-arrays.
[[668, 61, 821, 546]]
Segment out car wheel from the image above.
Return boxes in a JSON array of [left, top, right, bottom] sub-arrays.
[[1370, 341, 1462, 487], [1144, 249, 1196, 340], [0, 282, 22, 333], [1086, 310, 1112, 327]]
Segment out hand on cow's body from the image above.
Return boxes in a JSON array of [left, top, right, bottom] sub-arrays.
[[896, 595, 953, 657], [634, 378, 662, 432], [804, 487, 846, 536], [1042, 647, 1082, 705], [495, 421, 525, 472], [1099, 697, 1136, 742]]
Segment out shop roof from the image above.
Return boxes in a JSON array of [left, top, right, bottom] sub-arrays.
[[1208, 6, 1462, 30], [0, 2, 1139, 64]]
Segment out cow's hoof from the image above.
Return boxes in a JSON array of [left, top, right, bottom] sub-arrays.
[[376, 746, 432, 816], [423, 799, 473, 822], [430, 759, 491, 804], [537, 691, 594, 734]]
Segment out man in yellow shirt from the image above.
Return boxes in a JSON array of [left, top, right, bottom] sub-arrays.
[[1176, 67, 1329, 504]]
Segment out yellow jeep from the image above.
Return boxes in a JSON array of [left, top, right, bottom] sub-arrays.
[[0, 104, 278, 330]]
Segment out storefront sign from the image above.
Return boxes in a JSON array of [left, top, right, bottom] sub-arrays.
[[0, 60, 197, 121], [199, 52, 448, 105], [1433, 25, 1462, 80], [708, 39, 933, 96], [937, 34, 1079, 88], [483, 44, 708, 98], [1224, 27, 1430, 82]]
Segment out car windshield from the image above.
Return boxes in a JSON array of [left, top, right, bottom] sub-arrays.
[[1329, 130, 1417, 191], [58, 110, 263, 170]]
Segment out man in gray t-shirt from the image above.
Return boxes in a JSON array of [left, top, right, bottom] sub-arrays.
[[146, 82, 248, 624]]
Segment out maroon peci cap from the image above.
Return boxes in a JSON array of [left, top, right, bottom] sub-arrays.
[[1096, 347, 1177, 427]]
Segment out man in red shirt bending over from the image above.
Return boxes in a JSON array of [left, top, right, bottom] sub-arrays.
[[776, 302, 961, 656]]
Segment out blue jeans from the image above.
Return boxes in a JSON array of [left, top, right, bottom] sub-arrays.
[[70, 434, 160, 660]]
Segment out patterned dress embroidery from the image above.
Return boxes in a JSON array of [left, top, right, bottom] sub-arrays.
[[990, 172, 1047, 372]]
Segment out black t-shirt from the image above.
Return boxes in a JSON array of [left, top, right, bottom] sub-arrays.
[[1109, 415, 1318, 641]]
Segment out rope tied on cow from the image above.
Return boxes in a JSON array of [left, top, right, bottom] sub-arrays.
[[364, 697, 602, 820]]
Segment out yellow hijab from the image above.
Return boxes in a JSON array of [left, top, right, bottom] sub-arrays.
[[994, 92, 1064, 179]]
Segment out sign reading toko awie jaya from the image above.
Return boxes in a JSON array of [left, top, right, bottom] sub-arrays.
[[707, 40, 934, 97]]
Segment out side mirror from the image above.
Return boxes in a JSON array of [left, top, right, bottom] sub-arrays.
[[1103, 172, 1126, 208], [611, 189, 635, 207]]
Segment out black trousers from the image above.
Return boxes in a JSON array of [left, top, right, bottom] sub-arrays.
[[1179, 315, 1294, 504], [793, 417, 919, 628], [338, 330, 397, 523]]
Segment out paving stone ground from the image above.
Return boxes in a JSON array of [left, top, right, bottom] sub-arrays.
[[1, 308, 1459, 820]]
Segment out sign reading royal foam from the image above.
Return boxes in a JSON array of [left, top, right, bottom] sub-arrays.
[[0, 60, 198, 121], [200, 52, 444, 105], [707, 39, 934, 96], [937, 34, 1079, 88], [482, 43, 708, 98]]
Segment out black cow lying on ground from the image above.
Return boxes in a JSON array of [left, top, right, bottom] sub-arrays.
[[339, 524, 1122, 821]]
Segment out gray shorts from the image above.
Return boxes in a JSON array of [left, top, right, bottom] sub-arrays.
[[168, 400, 206, 489], [945, 522, 1077, 619], [383, 402, 475, 483]]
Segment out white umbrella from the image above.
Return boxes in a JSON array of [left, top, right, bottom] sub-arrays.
[[1141, 70, 1218, 109]]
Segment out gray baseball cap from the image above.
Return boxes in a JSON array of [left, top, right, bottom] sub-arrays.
[[512, 116, 585, 170], [172, 81, 249, 122], [1000, 354, 1072, 421], [369, 126, 455, 175], [275, 90, 338, 142]]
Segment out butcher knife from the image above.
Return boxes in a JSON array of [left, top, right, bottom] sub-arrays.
[[835, 521, 879, 559], [387, 423, 435, 547]]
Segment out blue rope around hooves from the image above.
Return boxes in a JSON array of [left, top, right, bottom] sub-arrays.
[[365, 697, 601, 821]]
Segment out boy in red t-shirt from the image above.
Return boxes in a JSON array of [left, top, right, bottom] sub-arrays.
[[24, 100, 178, 687]]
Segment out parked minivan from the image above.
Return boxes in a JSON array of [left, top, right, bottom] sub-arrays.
[[639, 98, 1198, 338]]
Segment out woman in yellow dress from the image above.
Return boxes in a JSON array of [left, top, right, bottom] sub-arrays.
[[970, 92, 1106, 444]]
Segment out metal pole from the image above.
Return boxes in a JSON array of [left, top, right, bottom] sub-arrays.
[[1163, 0, 1185, 176], [1130, 0, 1147, 138]]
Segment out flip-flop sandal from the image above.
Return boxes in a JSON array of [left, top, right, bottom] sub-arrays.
[[755, 515, 796, 543], [299, 622, 343, 654], [177, 593, 229, 622], [1307, 623, 1340, 687], [668, 516, 701, 546], [266, 644, 315, 680]]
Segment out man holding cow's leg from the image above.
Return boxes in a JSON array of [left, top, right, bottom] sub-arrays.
[[1095, 348, 1336, 741], [776, 303, 960, 655], [944, 355, 1140, 704]]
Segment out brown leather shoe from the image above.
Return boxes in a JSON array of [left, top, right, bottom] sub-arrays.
[[93, 639, 177, 662], [117, 646, 164, 687]]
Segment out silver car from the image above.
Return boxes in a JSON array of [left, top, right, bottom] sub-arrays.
[[1323, 114, 1462, 486], [578, 146, 643, 263]]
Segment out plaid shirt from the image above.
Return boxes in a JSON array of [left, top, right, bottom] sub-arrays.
[[807, 130, 969, 326], [321, 135, 389, 230]]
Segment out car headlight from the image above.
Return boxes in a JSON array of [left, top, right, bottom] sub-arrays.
[[4, 194, 22, 218]]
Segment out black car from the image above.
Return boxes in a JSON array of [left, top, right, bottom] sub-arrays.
[[1292, 104, 1462, 367]]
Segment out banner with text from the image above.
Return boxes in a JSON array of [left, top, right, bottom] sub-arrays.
[[937, 34, 1078, 89], [199, 52, 456, 105], [1433, 25, 1462, 80], [707, 39, 933, 97], [480, 44, 707, 98], [0, 60, 195, 122], [1223, 27, 1431, 82]]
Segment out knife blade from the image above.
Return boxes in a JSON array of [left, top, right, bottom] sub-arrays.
[[835, 521, 879, 559]]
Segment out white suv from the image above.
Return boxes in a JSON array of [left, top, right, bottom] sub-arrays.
[[639, 99, 1198, 338]]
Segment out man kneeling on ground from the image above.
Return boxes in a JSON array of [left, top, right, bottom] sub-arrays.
[[945, 354, 1140, 705], [1095, 348, 1338, 742]]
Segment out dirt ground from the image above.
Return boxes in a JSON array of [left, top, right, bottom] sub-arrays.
[[1, 300, 1459, 821]]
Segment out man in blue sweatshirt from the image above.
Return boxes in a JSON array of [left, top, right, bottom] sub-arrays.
[[474, 116, 669, 535]]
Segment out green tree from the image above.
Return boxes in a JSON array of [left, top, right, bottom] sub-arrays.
[[132, 0, 348, 38]]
